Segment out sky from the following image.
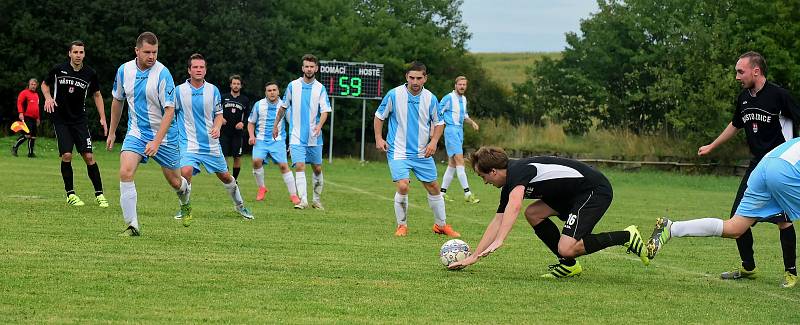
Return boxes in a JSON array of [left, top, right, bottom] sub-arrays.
[[460, 0, 600, 53]]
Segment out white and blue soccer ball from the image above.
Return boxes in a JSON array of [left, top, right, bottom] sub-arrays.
[[440, 239, 471, 266]]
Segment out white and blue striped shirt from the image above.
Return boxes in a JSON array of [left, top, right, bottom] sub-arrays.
[[175, 80, 223, 155], [249, 98, 285, 142], [281, 78, 332, 146], [375, 85, 442, 160], [112, 59, 177, 143], [439, 91, 469, 126]]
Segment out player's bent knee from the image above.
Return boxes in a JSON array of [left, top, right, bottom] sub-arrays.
[[61, 152, 73, 162]]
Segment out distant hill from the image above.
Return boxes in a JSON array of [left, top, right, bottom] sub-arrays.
[[471, 52, 560, 90]]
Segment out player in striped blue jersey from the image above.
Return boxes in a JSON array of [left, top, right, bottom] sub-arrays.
[[106, 32, 192, 236], [274, 54, 331, 210], [374, 61, 460, 237], [174, 53, 253, 221], [248, 81, 299, 205], [439, 76, 481, 204]]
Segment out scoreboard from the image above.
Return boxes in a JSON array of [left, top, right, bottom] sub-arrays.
[[319, 61, 384, 100]]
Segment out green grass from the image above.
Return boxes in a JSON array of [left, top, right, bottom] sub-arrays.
[[1, 137, 799, 324], [471, 52, 560, 90]]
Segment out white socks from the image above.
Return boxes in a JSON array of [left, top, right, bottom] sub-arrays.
[[442, 166, 455, 191], [253, 167, 265, 188], [295, 172, 307, 203], [223, 178, 244, 207], [176, 177, 191, 205], [428, 193, 447, 226], [120, 181, 139, 229], [394, 192, 408, 225], [312, 172, 323, 203], [671, 218, 724, 237], [456, 166, 471, 196], [282, 171, 297, 195]]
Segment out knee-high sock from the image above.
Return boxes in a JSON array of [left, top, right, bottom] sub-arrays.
[[61, 161, 74, 195], [456, 166, 471, 195], [736, 228, 756, 269], [253, 167, 265, 188], [533, 218, 575, 265], [441, 166, 455, 192], [120, 181, 138, 229], [176, 177, 190, 205], [12, 134, 26, 150], [28, 138, 35, 154], [87, 163, 103, 195], [295, 171, 307, 202], [781, 225, 797, 274], [582, 231, 629, 254], [428, 193, 447, 226], [282, 171, 297, 195], [223, 178, 244, 207], [671, 218, 724, 237], [394, 192, 408, 225], [312, 172, 323, 202]]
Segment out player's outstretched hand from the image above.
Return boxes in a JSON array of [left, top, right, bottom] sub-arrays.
[[106, 134, 116, 151], [375, 138, 388, 152], [698, 144, 713, 156], [479, 240, 503, 257], [448, 255, 478, 270], [144, 140, 160, 157], [44, 98, 57, 113]]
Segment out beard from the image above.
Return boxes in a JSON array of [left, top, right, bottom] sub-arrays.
[[304, 72, 315, 79]]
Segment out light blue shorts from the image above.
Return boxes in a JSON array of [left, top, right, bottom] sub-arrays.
[[253, 140, 288, 165], [736, 158, 800, 221], [290, 144, 323, 166], [121, 135, 180, 170], [444, 126, 464, 157], [388, 157, 438, 183], [180, 152, 229, 175]]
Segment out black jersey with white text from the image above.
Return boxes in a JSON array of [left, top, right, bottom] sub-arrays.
[[43, 62, 100, 124], [497, 156, 610, 215], [732, 82, 800, 159], [221, 93, 251, 134]]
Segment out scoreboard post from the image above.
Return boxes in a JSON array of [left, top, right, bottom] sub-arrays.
[[319, 60, 384, 162]]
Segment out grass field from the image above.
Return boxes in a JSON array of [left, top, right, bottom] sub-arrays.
[[471, 52, 560, 90], [2, 137, 799, 324]]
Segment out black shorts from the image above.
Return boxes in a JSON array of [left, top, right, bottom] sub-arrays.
[[220, 131, 243, 157], [556, 184, 613, 241], [23, 117, 38, 137], [54, 122, 92, 155]]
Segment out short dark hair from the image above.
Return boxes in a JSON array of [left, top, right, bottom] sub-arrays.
[[229, 74, 242, 83], [265, 81, 279, 89], [187, 53, 205, 68], [739, 51, 767, 76], [406, 61, 427, 75], [69, 40, 85, 52], [469, 146, 509, 174], [302, 54, 318, 65], [136, 32, 158, 48]]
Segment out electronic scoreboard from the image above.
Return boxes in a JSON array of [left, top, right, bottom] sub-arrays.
[[318, 61, 384, 99]]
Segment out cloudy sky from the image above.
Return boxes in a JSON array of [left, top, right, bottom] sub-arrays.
[[460, 0, 600, 52]]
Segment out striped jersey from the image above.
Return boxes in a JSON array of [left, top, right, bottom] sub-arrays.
[[112, 59, 177, 143], [766, 137, 800, 166], [439, 91, 469, 126], [281, 78, 332, 146], [375, 85, 442, 160], [175, 80, 223, 155], [249, 98, 286, 142]]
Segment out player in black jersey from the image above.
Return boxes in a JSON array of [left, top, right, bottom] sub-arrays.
[[40, 40, 108, 207], [220, 75, 251, 180], [696, 52, 799, 286], [447, 147, 650, 277]]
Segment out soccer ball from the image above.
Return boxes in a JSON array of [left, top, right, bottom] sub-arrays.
[[440, 239, 471, 266]]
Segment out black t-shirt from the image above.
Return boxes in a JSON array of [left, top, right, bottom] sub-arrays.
[[43, 62, 100, 124], [221, 93, 250, 134], [732, 82, 800, 159], [497, 156, 610, 215]]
